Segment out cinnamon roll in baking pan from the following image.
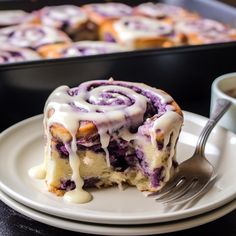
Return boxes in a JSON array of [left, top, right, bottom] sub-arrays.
[[82, 3, 133, 26], [100, 16, 186, 49], [30, 5, 97, 41], [0, 10, 30, 27], [176, 18, 236, 45], [133, 2, 199, 21], [0, 24, 71, 50]]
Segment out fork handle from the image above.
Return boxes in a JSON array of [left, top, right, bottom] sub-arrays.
[[195, 98, 232, 156]]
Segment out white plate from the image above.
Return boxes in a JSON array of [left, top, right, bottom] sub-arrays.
[[0, 111, 236, 225], [0, 190, 235, 235]]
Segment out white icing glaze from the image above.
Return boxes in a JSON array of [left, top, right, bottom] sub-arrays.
[[136, 3, 186, 19], [113, 16, 174, 47], [0, 24, 71, 49], [0, 10, 28, 26], [40, 5, 88, 30], [176, 19, 226, 34], [63, 135, 92, 204], [59, 41, 126, 58], [28, 164, 46, 179], [136, 2, 166, 18], [176, 18, 234, 43], [151, 111, 183, 181], [0, 46, 41, 63], [86, 3, 132, 18], [64, 188, 92, 204]]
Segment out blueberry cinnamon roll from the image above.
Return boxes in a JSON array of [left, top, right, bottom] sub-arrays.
[[0, 46, 41, 64], [100, 16, 185, 49], [31, 79, 183, 203], [82, 3, 133, 25], [32, 5, 97, 41], [38, 41, 126, 58], [0, 10, 30, 27], [176, 18, 236, 45], [0, 24, 71, 50], [133, 3, 199, 21]]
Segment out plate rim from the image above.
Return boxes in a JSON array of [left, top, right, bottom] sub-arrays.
[[0, 190, 236, 236], [0, 111, 236, 225]]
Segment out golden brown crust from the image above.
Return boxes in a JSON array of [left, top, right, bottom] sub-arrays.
[[171, 101, 183, 117], [76, 121, 98, 139], [48, 185, 65, 196], [99, 19, 117, 41], [50, 121, 98, 143], [184, 29, 236, 45], [50, 124, 72, 142], [186, 33, 207, 45], [37, 43, 71, 58]]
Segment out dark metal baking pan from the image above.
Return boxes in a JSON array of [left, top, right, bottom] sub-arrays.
[[0, 0, 236, 131]]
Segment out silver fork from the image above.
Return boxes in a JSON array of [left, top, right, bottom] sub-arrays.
[[149, 98, 232, 205]]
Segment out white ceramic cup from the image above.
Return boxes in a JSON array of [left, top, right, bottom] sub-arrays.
[[211, 72, 236, 133]]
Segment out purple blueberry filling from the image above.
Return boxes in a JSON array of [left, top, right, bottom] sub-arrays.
[[135, 149, 149, 175], [157, 142, 164, 150], [136, 149, 165, 187], [104, 33, 116, 43], [0, 50, 24, 63], [84, 177, 100, 188], [77, 138, 138, 172], [141, 90, 166, 114], [60, 177, 100, 191], [56, 142, 69, 158], [60, 179, 76, 191], [77, 132, 100, 147], [88, 90, 134, 107], [124, 154, 138, 167], [172, 160, 178, 168], [151, 166, 164, 187]]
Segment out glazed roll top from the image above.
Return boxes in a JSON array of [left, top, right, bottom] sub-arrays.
[[0, 10, 29, 27], [0, 24, 71, 49], [84, 3, 132, 17], [114, 16, 174, 36], [83, 3, 133, 24], [176, 18, 236, 44], [0, 46, 41, 63], [44, 79, 183, 198], [38, 5, 88, 31], [38, 41, 126, 58], [111, 16, 180, 46], [134, 3, 197, 20]]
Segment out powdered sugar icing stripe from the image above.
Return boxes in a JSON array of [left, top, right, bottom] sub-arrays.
[[0, 24, 71, 49], [40, 5, 88, 30]]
